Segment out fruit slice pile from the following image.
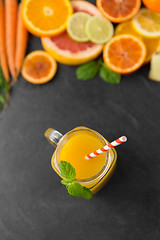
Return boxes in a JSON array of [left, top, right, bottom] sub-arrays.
[[20, 0, 160, 85], [42, 1, 104, 65]]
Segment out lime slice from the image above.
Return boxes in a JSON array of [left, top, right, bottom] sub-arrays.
[[85, 16, 114, 44], [67, 12, 91, 42]]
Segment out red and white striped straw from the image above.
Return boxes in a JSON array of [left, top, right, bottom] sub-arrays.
[[86, 136, 127, 160]]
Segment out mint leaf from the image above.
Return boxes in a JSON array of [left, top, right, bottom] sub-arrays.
[[0, 67, 5, 87], [0, 95, 6, 104], [67, 182, 92, 199], [61, 179, 74, 186], [81, 186, 92, 199], [1, 80, 9, 94], [100, 63, 121, 84], [0, 67, 9, 92], [76, 61, 100, 80], [59, 161, 76, 181], [67, 182, 83, 197]]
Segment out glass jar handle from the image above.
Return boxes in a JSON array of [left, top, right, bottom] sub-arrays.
[[45, 128, 62, 148]]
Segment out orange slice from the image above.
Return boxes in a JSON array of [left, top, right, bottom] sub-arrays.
[[22, 0, 73, 37], [96, 0, 141, 23], [142, 0, 160, 13], [115, 21, 160, 63], [103, 34, 147, 74], [21, 51, 57, 84]]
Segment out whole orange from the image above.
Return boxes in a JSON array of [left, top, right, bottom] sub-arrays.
[[142, 0, 160, 13]]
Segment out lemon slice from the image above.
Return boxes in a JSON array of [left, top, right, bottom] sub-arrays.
[[67, 12, 90, 42], [132, 8, 160, 38], [85, 16, 114, 44]]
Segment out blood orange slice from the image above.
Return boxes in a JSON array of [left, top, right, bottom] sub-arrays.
[[103, 34, 146, 74], [96, 0, 141, 23], [41, 1, 104, 65], [21, 51, 57, 84]]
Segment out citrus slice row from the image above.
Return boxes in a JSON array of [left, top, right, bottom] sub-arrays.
[[22, 0, 73, 37], [21, 51, 57, 84], [103, 34, 147, 74]]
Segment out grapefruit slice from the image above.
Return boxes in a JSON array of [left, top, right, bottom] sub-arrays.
[[21, 51, 57, 84], [41, 1, 104, 65]]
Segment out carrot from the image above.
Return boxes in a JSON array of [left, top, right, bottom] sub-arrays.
[[15, 2, 28, 79], [5, 0, 18, 81], [0, 0, 10, 82]]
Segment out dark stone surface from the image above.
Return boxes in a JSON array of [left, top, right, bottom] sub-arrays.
[[0, 1, 160, 239]]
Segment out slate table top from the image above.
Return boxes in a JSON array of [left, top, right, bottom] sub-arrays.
[[0, 1, 160, 239]]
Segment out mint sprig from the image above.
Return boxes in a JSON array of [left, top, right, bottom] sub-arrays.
[[76, 58, 121, 84], [59, 161, 92, 199]]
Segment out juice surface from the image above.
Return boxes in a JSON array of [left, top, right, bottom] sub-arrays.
[[60, 133, 106, 179]]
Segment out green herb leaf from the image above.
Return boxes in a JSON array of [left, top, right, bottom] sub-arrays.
[[1, 80, 9, 94], [0, 67, 9, 92], [0, 67, 5, 87], [80, 186, 93, 199], [76, 61, 100, 80], [100, 63, 121, 84], [0, 95, 6, 104], [67, 182, 83, 197], [67, 182, 92, 199], [61, 179, 74, 186], [59, 161, 76, 181]]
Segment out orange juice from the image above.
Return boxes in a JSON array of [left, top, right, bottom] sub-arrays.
[[47, 127, 117, 194], [60, 133, 106, 179]]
